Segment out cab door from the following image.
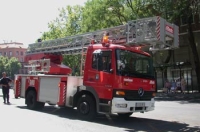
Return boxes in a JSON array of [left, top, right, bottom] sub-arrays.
[[89, 50, 114, 99], [98, 51, 113, 99]]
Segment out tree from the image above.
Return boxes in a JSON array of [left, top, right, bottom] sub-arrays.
[[62, 55, 81, 75], [7, 57, 22, 79], [177, 0, 200, 92], [105, 0, 200, 92], [81, 0, 121, 32], [41, 5, 83, 40], [147, 0, 200, 92], [38, 0, 200, 92], [0, 56, 8, 74], [39, 5, 84, 74], [0, 56, 21, 79], [135, 0, 200, 92]]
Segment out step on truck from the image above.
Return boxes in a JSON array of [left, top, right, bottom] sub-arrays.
[[14, 16, 179, 120]]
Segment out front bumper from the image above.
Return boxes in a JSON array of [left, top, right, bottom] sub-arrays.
[[111, 97, 155, 113]]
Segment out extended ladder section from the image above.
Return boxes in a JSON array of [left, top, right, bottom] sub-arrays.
[[27, 16, 179, 55], [127, 16, 179, 51]]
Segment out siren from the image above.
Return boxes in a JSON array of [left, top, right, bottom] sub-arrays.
[[102, 32, 110, 47]]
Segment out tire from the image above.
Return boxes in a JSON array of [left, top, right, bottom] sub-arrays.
[[77, 95, 96, 120], [26, 90, 45, 110], [117, 112, 133, 118]]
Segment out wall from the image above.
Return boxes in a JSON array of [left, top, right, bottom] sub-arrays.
[[0, 42, 27, 74]]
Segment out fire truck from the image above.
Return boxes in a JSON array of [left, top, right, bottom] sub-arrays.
[[14, 16, 179, 120]]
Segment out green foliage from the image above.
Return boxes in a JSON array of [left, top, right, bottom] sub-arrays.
[[41, 5, 83, 40], [139, 0, 199, 23], [64, 5, 83, 35], [38, 0, 200, 79], [62, 55, 81, 76], [40, 5, 84, 75], [0, 56, 21, 79], [39, 0, 199, 40], [98, 0, 152, 24], [81, 0, 123, 32]]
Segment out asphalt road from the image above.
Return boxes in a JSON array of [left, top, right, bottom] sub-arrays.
[[0, 90, 200, 132]]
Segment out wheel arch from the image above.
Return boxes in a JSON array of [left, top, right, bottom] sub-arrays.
[[73, 86, 99, 112]]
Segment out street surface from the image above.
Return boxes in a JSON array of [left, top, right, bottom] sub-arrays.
[[0, 90, 200, 132]]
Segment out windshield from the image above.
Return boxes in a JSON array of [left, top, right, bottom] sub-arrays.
[[116, 49, 154, 79]]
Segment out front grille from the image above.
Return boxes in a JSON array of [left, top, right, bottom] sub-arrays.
[[125, 90, 153, 101], [113, 89, 153, 101]]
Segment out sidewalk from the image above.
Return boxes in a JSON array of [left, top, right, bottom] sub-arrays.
[[155, 91, 200, 102]]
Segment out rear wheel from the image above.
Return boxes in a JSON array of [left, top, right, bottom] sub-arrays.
[[26, 90, 44, 110], [77, 95, 96, 120], [117, 112, 133, 118]]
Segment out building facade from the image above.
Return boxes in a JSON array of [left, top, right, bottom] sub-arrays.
[[155, 12, 200, 92], [0, 42, 27, 74]]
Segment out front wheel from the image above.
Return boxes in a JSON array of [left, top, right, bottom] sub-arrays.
[[77, 95, 96, 120], [117, 112, 133, 118]]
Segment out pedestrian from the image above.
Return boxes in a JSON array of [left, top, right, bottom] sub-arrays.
[[181, 77, 186, 94], [176, 78, 181, 93], [170, 79, 176, 93], [0, 72, 12, 104], [165, 79, 171, 93]]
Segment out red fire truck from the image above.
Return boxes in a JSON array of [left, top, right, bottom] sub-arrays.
[[14, 16, 179, 120]]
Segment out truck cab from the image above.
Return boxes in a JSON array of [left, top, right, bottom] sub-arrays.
[[82, 42, 156, 116]]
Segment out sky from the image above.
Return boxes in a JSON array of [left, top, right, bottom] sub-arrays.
[[0, 0, 87, 46]]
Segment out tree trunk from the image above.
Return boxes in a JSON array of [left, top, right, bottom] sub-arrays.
[[163, 50, 172, 79], [187, 15, 200, 93]]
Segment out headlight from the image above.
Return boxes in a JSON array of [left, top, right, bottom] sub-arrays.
[[116, 91, 125, 96]]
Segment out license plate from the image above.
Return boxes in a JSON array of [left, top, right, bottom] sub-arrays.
[[136, 103, 145, 107]]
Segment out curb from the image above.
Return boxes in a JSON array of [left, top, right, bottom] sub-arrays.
[[155, 92, 200, 101]]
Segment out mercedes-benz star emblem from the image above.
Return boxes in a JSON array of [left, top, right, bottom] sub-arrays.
[[138, 88, 144, 97]]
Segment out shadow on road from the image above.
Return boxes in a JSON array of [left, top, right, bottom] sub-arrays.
[[17, 105, 200, 132]]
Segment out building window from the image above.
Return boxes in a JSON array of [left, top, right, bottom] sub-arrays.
[[21, 58, 23, 62], [4, 52, 7, 56], [0, 52, 1, 56], [21, 51, 23, 56], [16, 51, 19, 55], [9, 51, 12, 56]]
